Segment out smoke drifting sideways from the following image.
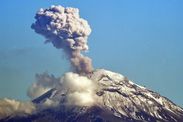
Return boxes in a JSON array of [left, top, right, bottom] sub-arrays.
[[27, 72, 60, 99], [27, 72, 98, 107], [0, 72, 97, 119], [31, 5, 93, 74], [0, 5, 97, 119], [0, 98, 35, 119]]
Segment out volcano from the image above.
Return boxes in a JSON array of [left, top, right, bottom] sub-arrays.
[[1, 69, 183, 122]]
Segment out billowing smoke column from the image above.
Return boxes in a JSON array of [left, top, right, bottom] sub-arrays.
[[31, 5, 93, 74]]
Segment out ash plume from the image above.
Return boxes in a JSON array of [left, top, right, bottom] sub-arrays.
[[31, 5, 93, 74]]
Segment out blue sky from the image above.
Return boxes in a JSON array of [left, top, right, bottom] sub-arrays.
[[0, 0, 183, 106]]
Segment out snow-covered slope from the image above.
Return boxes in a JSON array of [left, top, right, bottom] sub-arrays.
[[2, 69, 183, 122], [89, 69, 183, 121]]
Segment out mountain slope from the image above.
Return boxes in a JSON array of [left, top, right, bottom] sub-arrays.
[[1, 69, 183, 122], [89, 69, 183, 121]]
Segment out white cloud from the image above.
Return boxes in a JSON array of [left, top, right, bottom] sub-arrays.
[[61, 72, 97, 106]]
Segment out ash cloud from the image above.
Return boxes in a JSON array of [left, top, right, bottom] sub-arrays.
[[31, 5, 93, 74]]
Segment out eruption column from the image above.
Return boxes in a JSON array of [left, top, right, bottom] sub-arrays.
[[31, 5, 93, 74]]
